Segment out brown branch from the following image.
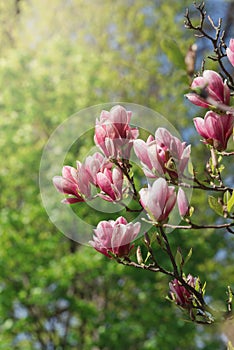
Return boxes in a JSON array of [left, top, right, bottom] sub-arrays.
[[184, 2, 234, 87], [163, 222, 234, 231]]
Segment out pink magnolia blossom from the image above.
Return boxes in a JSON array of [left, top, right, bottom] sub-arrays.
[[53, 165, 90, 204], [134, 128, 191, 179], [227, 39, 234, 67], [139, 177, 176, 222], [169, 274, 197, 308], [186, 70, 230, 108], [194, 111, 234, 151], [83, 152, 112, 186], [89, 216, 141, 258], [177, 188, 190, 217], [96, 167, 124, 202], [94, 105, 139, 159]]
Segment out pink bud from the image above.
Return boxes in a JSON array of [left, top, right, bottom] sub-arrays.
[[227, 39, 234, 67], [177, 188, 189, 217], [89, 217, 141, 258]]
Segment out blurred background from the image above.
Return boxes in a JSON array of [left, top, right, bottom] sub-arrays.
[[0, 0, 234, 349]]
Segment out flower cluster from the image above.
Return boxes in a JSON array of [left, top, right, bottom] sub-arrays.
[[186, 69, 234, 151], [53, 105, 191, 258], [53, 30, 234, 326]]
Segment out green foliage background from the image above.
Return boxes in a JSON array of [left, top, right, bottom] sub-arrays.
[[0, 0, 233, 349]]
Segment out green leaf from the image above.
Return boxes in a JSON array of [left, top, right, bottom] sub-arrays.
[[195, 277, 201, 293], [202, 281, 206, 295], [188, 160, 194, 176], [227, 191, 234, 213], [223, 190, 231, 205], [218, 164, 225, 173], [208, 196, 224, 217], [184, 248, 192, 266], [175, 248, 184, 271]]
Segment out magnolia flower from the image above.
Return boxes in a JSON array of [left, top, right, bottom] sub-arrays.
[[227, 38, 234, 67], [134, 135, 164, 178], [134, 128, 191, 179], [177, 188, 190, 217], [139, 178, 176, 222], [194, 111, 234, 151], [186, 70, 230, 108], [89, 216, 141, 258], [94, 105, 139, 159], [169, 274, 197, 308], [83, 152, 112, 186], [53, 165, 90, 204], [96, 167, 124, 202]]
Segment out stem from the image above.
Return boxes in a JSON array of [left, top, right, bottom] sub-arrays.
[[163, 222, 234, 231], [220, 151, 234, 157], [114, 159, 139, 200], [117, 257, 172, 276], [158, 226, 180, 277]]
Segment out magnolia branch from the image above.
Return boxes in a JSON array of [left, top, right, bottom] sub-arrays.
[[163, 221, 234, 231], [184, 2, 234, 87]]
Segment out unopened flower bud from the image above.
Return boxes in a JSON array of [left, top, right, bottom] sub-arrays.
[[136, 246, 143, 265], [177, 188, 190, 217]]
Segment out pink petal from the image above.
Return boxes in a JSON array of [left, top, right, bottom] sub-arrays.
[[186, 93, 209, 108], [62, 197, 84, 204], [227, 47, 234, 67], [193, 117, 209, 139], [134, 139, 152, 169], [53, 176, 79, 196], [62, 166, 78, 183], [177, 188, 189, 217], [96, 172, 116, 200]]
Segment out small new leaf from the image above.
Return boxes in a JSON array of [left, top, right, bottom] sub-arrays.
[[202, 281, 206, 295], [189, 206, 194, 217], [208, 196, 224, 217], [175, 248, 184, 272], [223, 190, 231, 205], [227, 191, 234, 213], [195, 277, 201, 293], [184, 248, 193, 266]]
